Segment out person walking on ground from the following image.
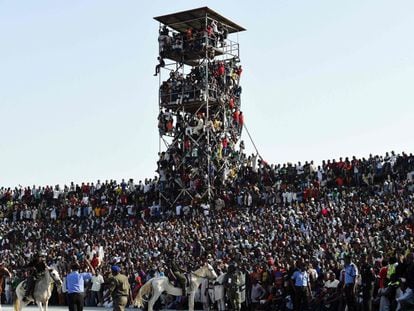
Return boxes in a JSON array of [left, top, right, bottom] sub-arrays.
[[66, 259, 95, 311], [108, 265, 131, 311]]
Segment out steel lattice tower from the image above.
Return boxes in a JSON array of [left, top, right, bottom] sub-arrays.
[[154, 7, 246, 209]]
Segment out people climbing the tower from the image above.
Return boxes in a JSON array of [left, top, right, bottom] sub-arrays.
[[158, 110, 174, 136], [153, 56, 165, 76], [154, 22, 244, 206], [158, 59, 242, 106]]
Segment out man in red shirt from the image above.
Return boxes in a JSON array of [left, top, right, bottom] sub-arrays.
[[233, 109, 240, 129], [238, 111, 244, 132], [91, 254, 100, 269]]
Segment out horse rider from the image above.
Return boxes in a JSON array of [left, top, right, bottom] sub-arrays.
[[169, 259, 187, 296], [23, 252, 47, 302]]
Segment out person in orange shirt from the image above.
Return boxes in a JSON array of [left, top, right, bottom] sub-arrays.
[[94, 206, 101, 217]]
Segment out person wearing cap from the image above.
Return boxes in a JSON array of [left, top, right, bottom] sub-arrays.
[[108, 265, 130, 311], [66, 259, 95, 311]]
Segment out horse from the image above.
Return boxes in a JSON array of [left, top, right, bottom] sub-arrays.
[[134, 262, 218, 311], [14, 267, 63, 311]]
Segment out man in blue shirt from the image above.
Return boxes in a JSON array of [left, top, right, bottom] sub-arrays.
[[66, 259, 95, 311], [291, 261, 311, 311], [343, 254, 358, 311]]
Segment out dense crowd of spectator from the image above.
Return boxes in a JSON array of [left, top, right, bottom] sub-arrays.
[[0, 150, 414, 310], [157, 38, 243, 208], [157, 58, 243, 206], [157, 19, 228, 63]]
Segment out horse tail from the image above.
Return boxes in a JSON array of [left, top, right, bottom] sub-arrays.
[[135, 280, 152, 308], [14, 297, 20, 311]]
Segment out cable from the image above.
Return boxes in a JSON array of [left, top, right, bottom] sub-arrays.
[[243, 123, 262, 160]]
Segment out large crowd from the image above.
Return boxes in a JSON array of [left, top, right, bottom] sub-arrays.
[[155, 19, 244, 208], [0, 150, 414, 310]]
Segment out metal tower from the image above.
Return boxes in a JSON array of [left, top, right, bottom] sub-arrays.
[[154, 7, 246, 209]]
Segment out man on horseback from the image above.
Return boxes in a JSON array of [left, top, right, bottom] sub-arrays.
[[169, 259, 187, 296], [23, 252, 47, 302]]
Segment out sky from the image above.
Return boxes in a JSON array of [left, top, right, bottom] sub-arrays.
[[1, 0, 413, 188]]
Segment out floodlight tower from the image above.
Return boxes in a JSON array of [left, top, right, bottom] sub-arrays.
[[154, 7, 246, 209]]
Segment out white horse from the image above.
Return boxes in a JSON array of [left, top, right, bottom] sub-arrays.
[[14, 268, 63, 311], [134, 263, 217, 311]]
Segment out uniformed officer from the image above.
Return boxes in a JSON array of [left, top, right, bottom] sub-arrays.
[[224, 263, 242, 311], [108, 265, 131, 311]]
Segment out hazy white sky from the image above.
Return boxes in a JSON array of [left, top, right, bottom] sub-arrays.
[[1, 1, 413, 188]]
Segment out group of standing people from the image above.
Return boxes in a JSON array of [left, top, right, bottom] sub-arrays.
[[64, 258, 131, 311], [0, 150, 413, 310], [1, 254, 131, 311]]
